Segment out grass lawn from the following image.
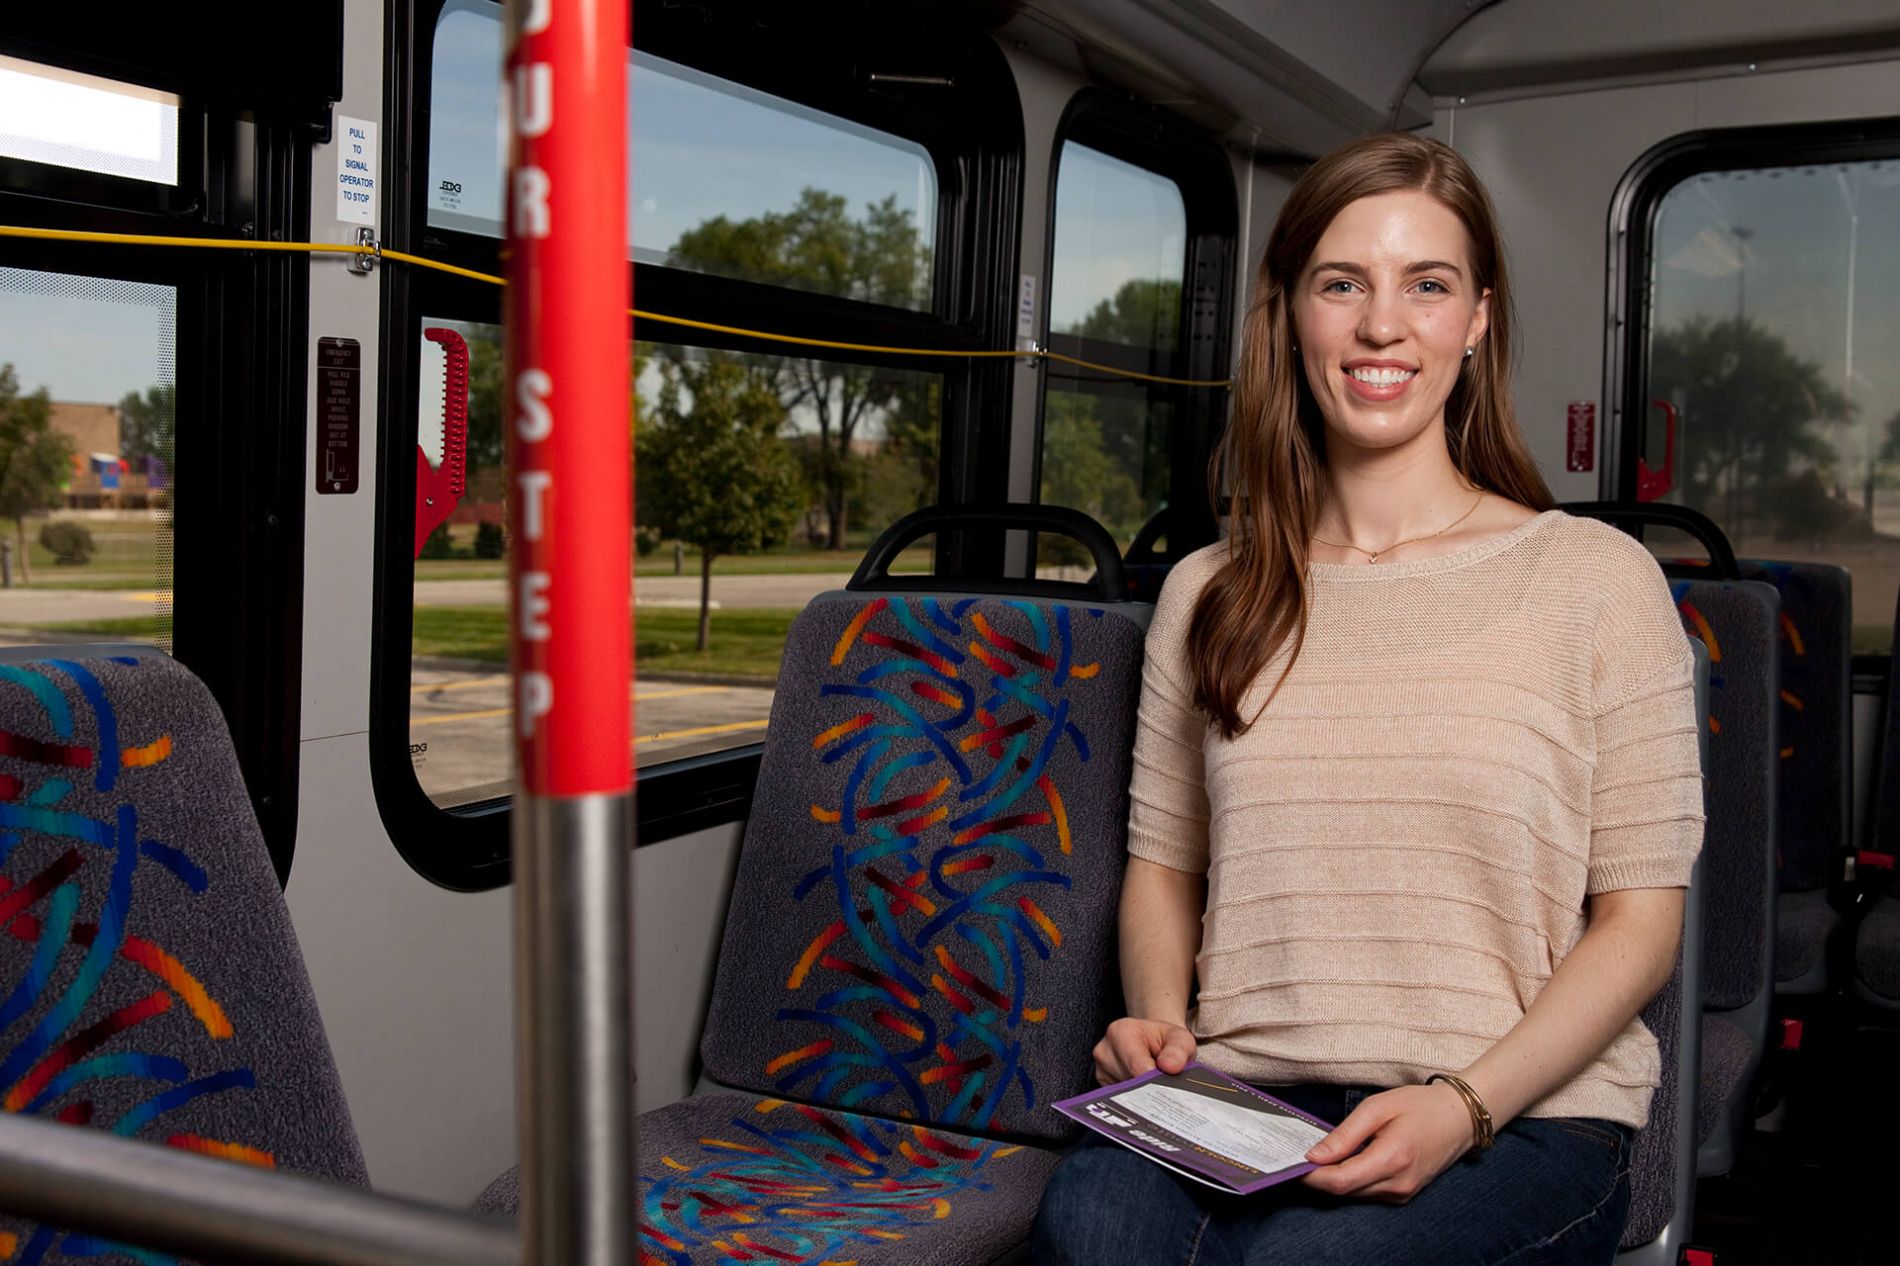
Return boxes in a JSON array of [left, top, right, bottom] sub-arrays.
[[15, 605, 797, 681], [407, 605, 795, 680], [10, 615, 169, 639], [413, 543, 931, 583]]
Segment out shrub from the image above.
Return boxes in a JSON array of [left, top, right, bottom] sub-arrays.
[[634, 525, 662, 557], [39, 521, 94, 565], [419, 523, 454, 559], [474, 521, 506, 559]]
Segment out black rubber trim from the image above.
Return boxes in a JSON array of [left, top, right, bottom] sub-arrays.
[[850, 503, 1125, 603], [1560, 501, 1739, 579]]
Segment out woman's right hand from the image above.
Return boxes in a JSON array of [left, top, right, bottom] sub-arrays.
[[1092, 1017, 1198, 1084]]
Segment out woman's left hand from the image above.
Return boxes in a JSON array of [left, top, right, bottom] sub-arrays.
[[1298, 1083, 1476, 1203]]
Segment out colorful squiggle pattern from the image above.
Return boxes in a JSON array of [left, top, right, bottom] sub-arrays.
[[637, 1097, 1027, 1266], [0, 659, 271, 1266], [773, 597, 1100, 1132]]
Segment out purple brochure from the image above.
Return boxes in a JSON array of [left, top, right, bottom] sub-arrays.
[[1053, 1062, 1335, 1194]]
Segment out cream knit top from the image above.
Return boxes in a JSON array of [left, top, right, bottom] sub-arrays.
[[1128, 510, 1705, 1127]]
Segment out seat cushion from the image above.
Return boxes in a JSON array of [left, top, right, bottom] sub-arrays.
[[1855, 897, 1900, 1002], [0, 654, 366, 1262], [477, 1092, 1059, 1265], [1696, 1013, 1753, 1146], [1775, 888, 1839, 989]]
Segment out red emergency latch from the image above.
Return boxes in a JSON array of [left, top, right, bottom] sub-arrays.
[[1681, 1247, 1716, 1266], [1858, 850, 1895, 872], [414, 327, 470, 558], [1778, 1018, 1804, 1051], [1637, 400, 1678, 502]]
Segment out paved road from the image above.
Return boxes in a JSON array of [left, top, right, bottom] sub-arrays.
[[0, 573, 858, 626], [409, 668, 776, 807]]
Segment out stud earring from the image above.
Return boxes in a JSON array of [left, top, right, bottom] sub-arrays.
[[1464, 346, 1474, 359]]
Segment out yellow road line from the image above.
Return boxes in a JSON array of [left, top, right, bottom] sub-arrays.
[[634, 719, 770, 746], [410, 707, 512, 728], [409, 675, 510, 694], [409, 684, 740, 727]]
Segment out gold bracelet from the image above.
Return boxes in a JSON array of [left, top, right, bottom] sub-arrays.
[[1426, 1072, 1495, 1151]]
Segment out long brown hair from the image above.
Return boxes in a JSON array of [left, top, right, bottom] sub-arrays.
[[1188, 132, 1553, 739]]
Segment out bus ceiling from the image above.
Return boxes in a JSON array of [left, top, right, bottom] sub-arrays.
[[990, 0, 1900, 158]]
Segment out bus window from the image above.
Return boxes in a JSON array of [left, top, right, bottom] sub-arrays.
[[1644, 160, 1900, 654], [407, 320, 941, 809], [0, 265, 176, 653], [1040, 142, 1187, 567], [428, 0, 937, 310]]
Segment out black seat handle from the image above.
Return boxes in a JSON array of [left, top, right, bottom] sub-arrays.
[[1560, 501, 1740, 579], [849, 503, 1127, 603], [1125, 506, 1170, 566]]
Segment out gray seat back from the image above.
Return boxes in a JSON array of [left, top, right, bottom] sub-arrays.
[[0, 649, 366, 1261], [1619, 635, 1708, 1261], [1739, 561, 1851, 894], [697, 592, 1147, 1143], [1669, 578, 1778, 1015]]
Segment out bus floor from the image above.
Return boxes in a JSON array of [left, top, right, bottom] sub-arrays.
[[1691, 1024, 1898, 1265]]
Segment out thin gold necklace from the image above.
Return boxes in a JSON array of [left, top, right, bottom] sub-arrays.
[[1311, 492, 1486, 564]]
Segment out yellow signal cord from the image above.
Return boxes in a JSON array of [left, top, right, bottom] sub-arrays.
[[0, 224, 1233, 389]]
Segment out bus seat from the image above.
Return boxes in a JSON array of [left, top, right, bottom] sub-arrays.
[[0, 647, 368, 1260], [1618, 634, 1710, 1265], [480, 571, 1151, 1262], [1668, 577, 1780, 1177], [1852, 582, 1900, 1013], [1736, 561, 1853, 995]]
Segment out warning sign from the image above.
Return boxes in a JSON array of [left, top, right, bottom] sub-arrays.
[[1566, 401, 1595, 473]]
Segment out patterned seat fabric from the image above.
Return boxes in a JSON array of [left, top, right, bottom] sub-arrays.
[[1737, 562, 1851, 993], [697, 594, 1145, 1143], [478, 593, 1147, 1263], [1671, 580, 1777, 1011], [1670, 580, 1776, 1178], [477, 1092, 1059, 1266], [0, 653, 366, 1264]]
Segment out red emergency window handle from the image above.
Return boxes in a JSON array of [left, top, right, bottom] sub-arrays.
[[414, 327, 471, 558], [1637, 398, 1677, 503]]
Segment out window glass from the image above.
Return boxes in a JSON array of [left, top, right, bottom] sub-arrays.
[[0, 55, 178, 185], [427, 0, 937, 309], [1646, 160, 1900, 653], [0, 266, 176, 651], [1039, 142, 1186, 568], [409, 319, 940, 808]]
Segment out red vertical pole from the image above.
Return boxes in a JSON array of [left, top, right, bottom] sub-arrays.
[[504, 0, 633, 1261]]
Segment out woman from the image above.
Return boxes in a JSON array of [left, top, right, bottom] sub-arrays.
[[1033, 133, 1703, 1264]]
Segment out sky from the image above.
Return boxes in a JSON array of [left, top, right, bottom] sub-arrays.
[[1651, 160, 1900, 487], [0, 268, 173, 405]]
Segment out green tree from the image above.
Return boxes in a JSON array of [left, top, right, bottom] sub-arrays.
[[669, 189, 930, 549], [463, 325, 505, 483], [1650, 316, 1851, 534], [1067, 278, 1182, 351], [642, 354, 805, 649], [116, 382, 175, 467], [0, 365, 74, 584], [1037, 392, 1141, 568]]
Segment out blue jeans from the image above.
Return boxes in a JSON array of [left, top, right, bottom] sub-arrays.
[[1033, 1083, 1633, 1266]]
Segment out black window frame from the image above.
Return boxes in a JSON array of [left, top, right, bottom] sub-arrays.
[[1607, 115, 1900, 678], [372, 0, 1025, 891], [0, 48, 319, 884], [1035, 89, 1237, 559]]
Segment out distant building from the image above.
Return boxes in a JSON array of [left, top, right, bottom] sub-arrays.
[[46, 401, 161, 509]]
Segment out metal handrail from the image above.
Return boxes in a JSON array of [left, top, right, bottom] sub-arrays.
[[0, 1113, 517, 1266]]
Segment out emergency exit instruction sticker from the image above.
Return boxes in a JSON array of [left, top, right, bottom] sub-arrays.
[[336, 115, 378, 226]]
